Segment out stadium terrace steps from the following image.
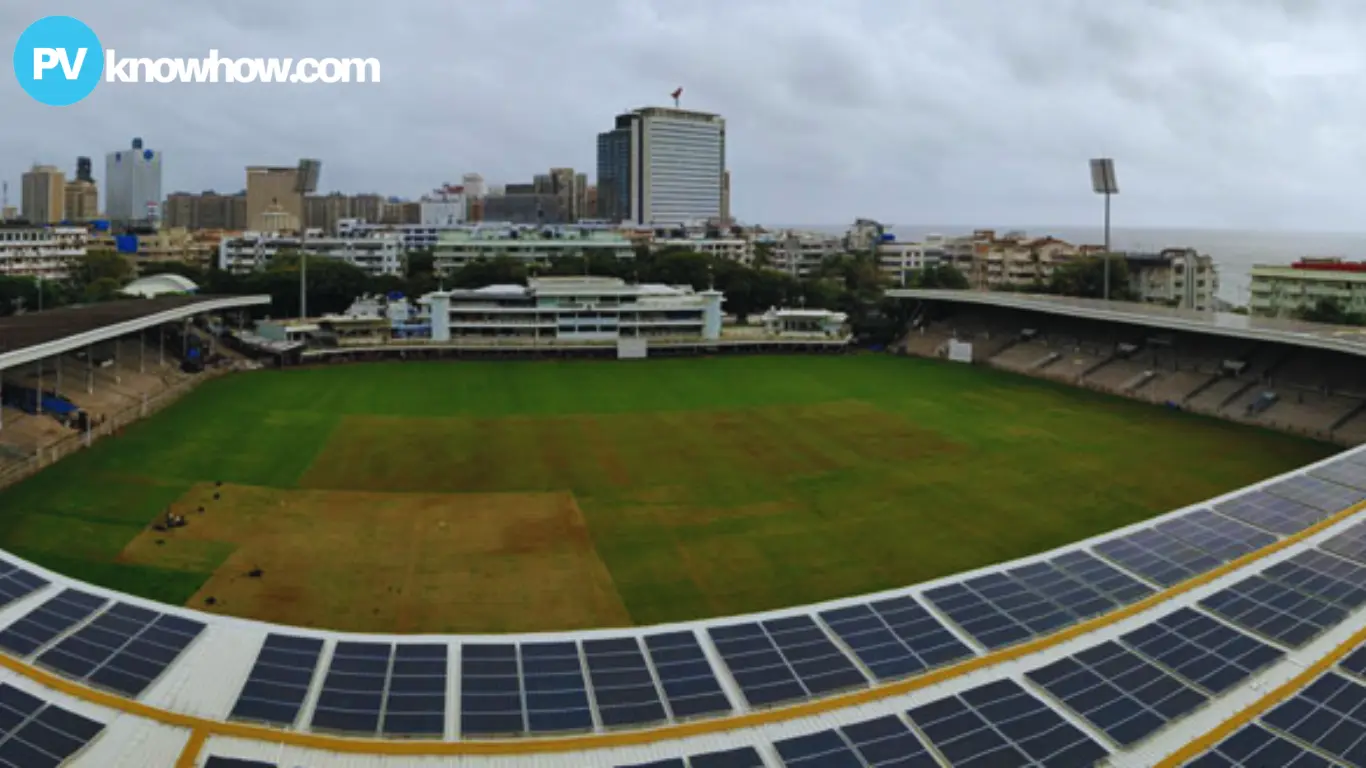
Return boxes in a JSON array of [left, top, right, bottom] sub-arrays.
[[985, 340, 1053, 373]]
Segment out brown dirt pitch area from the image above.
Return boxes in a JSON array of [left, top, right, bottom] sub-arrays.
[[117, 484, 631, 633]]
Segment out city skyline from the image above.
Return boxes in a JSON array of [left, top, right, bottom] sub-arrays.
[[6, 1, 1366, 230]]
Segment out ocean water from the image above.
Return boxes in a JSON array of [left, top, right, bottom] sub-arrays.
[[785, 225, 1366, 306]]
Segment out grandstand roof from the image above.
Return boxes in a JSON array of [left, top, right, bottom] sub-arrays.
[[888, 289, 1366, 357], [0, 294, 270, 370]]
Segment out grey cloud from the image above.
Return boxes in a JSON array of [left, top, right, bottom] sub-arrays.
[[5, 0, 1366, 229]]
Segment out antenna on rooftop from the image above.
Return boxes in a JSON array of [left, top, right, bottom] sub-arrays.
[[670, 87, 683, 108]]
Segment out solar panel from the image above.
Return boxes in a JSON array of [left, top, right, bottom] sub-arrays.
[[839, 714, 939, 767], [688, 746, 766, 768], [1262, 672, 1366, 766], [1263, 549, 1366, 609], [1026, 640, 1208, 746], [1185, 723, 1335, 768], [1120, 607, 1284, 694], [309, 641, 391, 735], [1092, 528, 1222, 587], [1155, 508, 1278, 561], [204, 758, 278, 768], [761, 615, 866, 696], [707, 622, 808, 708], [36, 603, 205, 698], [0, 560, 47, 611], [1214, 490, 1325, 535], [1200, 575, 1346, 648], [1264, 474, 1366, 514], [521, 641, 593, 734], [459, 643, 523, 737], [230, 633, 325, 727], [1340, 641, 1366, 682], [0, 683, 104, 768], [382, 643, 446, 737], [906, 679, 1109, 767], [1007, 561, 1116, 619], [1321, 519, 1366, 566], [1049, 549, 1156, 604], [774, 729, 863, 767], [1307, 454, 1366, 491], [642, 631, 732, 719], [819, 596, 972, 682], [581, 637, 668, 728], [617, 760, 685, 768], [0, 589, 105, 657], [922, 572, 1075, 650]]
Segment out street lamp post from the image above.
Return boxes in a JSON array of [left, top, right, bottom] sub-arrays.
[[294, 159, 322, 320], [1089, 158, 1119, 300]]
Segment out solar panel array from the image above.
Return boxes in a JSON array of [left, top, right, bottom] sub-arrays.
[[1261, 672, 1366, 766], [1307, 453, 1366, 491], [383, 644, 447, 737], [1263, 549, 1366, 609], [620, 746, 766, 768], [922, 573, 1074, 650], [708, 616, 867, 708], [771, 714, 941, 767], [520, 641, 593, 734], [641, 631, 732, 720], [1154, 508, 1278, 562], [1026, 640, 1207, 746], [0, 560, 48, 611], [582, 637, 668, 728], [1322, 519, 1366, 566], [1341, 641, 1366, 682], [1266, 474, 1366, 514], [1120, 607, 1284, 694], [819, 596, 972, 682], [1214, 490, 1325, 535], [1048, 550, 1155, 605], [1092, 528, 1222, 587], [0, 590, 105, 658], [231, 634, 325, 727], [906, 679, 1109, 766], [34, 602, 204, 697], [1199, 575, 1347, 649], [1186, 723, 1336, 768], [0, 684, 104, 768]]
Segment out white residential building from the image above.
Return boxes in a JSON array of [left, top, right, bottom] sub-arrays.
[[762, 232, 843, 277], [218, 230, 403, 276], [877, 241, 945, 285], [431, 226, 635, 273], [653, 236, 751, 263], [1125, 248, 1218, 311], [0, 225, 87, 280], [420, 186, 466, 227], [424, 276, 723, 343]]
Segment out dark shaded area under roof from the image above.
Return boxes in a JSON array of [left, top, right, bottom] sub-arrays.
[[0, 296, 240, 357]]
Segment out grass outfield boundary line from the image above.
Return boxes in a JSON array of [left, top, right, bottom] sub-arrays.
[[1153, 622, 1366, 767], [1, 500, 1361, 757]]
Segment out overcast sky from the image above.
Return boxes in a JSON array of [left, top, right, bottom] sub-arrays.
[[4, 0, 1366, 230]]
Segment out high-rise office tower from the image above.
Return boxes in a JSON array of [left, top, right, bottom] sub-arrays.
[[21, 165, 65, 224], [245, 166, 300, 231], [596, 106, 725, 226], [106, 138, 163, 225]]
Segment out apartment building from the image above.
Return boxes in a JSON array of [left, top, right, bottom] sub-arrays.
[[759, 232, 842, 277], [164, 190, 248, 231], [245, 166, 301, 231], [1249, 258, 1366, 318], [90, 227, 221, 272], [218, 230, 403, 276], [21, 165, 65, 225], [877, 241, 945, 285], [431, 226, 634, 273], [653, 234, 751, 263], [0, 224, 87, 279], [427, 276, 723, 343], [63, 179, 99, 222], [1124, 248, 1218, 311]]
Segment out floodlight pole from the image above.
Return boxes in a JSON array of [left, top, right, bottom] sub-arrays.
[[1103, 191, 1112, 301], [299, 188, 307, 321]]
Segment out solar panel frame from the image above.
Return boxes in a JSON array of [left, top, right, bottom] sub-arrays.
[[819, 596, 972, 683], [0, 683, 104, 768], [581, 637, 669, 729], [520, 641, 594, 734], [1026, 640, 1208, 746], [1262, 549, 1366, 610], [309, 641, 393, 735], [230, 633, 326, 728], [1261, 672, 1366, 766], [1214, 490, 1325, 536], [1155, 508, 1278, 562], [908, 679, 1110, 767], [459, 642, 525, 737], [1092, 528, 1222, 587], [642, 631, 732, 720], [1185, 723, 1335, 768], [382, 643, 447, 738], [0, 589, 106, 658], [1120, 607, 1284, 694], [1199, 575, 1346, 649]]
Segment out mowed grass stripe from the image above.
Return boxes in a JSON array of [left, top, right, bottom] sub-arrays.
[[0, 356, 1337, 632]]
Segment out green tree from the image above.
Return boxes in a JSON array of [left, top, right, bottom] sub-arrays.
[[1048, 255, 1131, 299], [70, 250, 133, 292], [1296, 297, 1364, 326]]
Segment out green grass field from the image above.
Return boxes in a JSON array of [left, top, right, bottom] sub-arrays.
[[0, 355, 1337, 632]]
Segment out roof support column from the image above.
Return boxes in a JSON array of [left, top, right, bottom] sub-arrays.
[[35, 361, 42, 416], [159, 326, 165, 369], [113, 337, 121, 384], [0, 372, 5, 432], [86, 345, 93, 395], [139, 330, 146, 374]]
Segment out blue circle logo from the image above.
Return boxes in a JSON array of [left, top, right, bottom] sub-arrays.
[[12, 16, 104, 106]]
